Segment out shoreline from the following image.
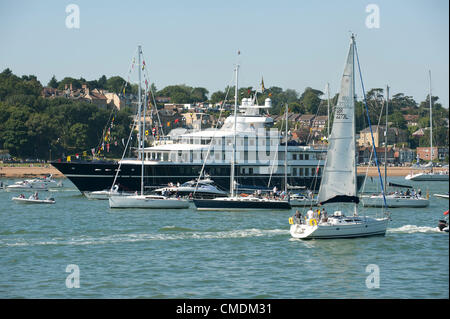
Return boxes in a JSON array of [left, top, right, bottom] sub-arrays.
[[0, 164, 448, 179]]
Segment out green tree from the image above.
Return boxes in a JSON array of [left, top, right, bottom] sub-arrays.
[[299, 87, 323, 114], [389, 111, 407, 129], [48, 75, 58, 88]]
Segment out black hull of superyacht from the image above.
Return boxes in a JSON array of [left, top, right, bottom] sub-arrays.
[[51, 160, 366, 194]]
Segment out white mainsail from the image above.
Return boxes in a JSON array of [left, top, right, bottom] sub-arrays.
[[317, 37, 357, 204]]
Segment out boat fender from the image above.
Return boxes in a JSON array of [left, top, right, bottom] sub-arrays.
[[289, 217, 294, 225], [309, 219, 317, 226]]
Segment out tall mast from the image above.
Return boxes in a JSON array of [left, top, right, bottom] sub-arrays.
[[230, 61, 239, 197], [351, 34, 357, 215], [385, 85, 389, 192], [285, 103, 288, 194], [138, 45, 143, 196], [429, 70, 433, 165], [327, 82, 330, 138]]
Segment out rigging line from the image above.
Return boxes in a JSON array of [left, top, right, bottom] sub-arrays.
[[360, 96, 385, 194], [354, 42, 387, 209], [94, 49, 138, 157], [110, 114, 138, 192], [305, 88, 327, 145], [140, 51, 166, 140]]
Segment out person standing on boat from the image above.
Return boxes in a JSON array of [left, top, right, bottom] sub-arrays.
[[295, 210, 302, 224], [321, 208, 328, 223]]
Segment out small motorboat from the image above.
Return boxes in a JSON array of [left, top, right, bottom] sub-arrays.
[[154, 178, 227, 199], [83, 185, 134, 200], [438, 210, 449, 232], [12, 193, 55, 204], [6, 180, 49, 192], [289, 193, 318, 207], [433, 193, 449, 199]]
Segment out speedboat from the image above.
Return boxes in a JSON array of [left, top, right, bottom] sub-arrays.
[[438, 210, 449, 232], [6, 180, 49, 192], [12, 194, 55, 204], [433, 193, 449, 199], [83, 185, 135, 200], [109, 194, 190, 209], [154, 178, 227, 199], [289, 193, 318, 207]]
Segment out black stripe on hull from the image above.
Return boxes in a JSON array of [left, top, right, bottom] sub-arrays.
[[306, 231, 387, 239], [51, 161, 349, 193], [193, 199, 292, 210]]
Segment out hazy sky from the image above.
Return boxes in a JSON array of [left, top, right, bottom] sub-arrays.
[[1, 0, 448, 107]]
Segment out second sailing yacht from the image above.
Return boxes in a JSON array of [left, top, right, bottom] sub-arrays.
[[193, 61, 291, 211], [109, 45, 189, 209]]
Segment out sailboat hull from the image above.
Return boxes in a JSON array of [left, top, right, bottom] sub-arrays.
[[193, 198, 291, 211], [290, 217, 389, 239], [109, 195, 190, 209], [361, 195, 429, 208]]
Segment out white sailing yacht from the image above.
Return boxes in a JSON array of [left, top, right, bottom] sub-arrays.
[[405, 71, 449, 181], [109, 45, 189, 209], [289, 34, 389, 239], [361, 86, 429, 208], [193, 60, 291, 211]]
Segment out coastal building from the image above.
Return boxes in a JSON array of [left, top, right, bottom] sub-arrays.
[[358, 125, 407, 148], [416, 147, 449, 162], [298, 114, 315, 128], [412, 128, 425, 138], [311, 115, 327, 131], [104, 92, 126, 110], [403, 114, 419, 127], [396, 147, 416, 164]]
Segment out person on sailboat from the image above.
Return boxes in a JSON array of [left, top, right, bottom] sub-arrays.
[[307, 209, 314, 221], [295, 210, 302, 224], [321, 208, 328, 223]]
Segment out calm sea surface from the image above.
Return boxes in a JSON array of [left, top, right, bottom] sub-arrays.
[[0, 176, 448, 299]]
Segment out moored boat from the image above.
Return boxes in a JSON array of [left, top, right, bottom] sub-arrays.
[[109, 194, 190, 209]]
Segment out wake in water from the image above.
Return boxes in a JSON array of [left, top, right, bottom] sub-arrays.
[[388, 225, 443, 234], [0, 228, 289, 247]]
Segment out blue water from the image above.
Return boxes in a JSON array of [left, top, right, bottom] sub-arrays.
[[0, 177, 448, 298]]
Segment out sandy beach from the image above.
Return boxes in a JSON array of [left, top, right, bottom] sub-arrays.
[[0, 165, 64, 178], [0, 164, 447, 179]]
